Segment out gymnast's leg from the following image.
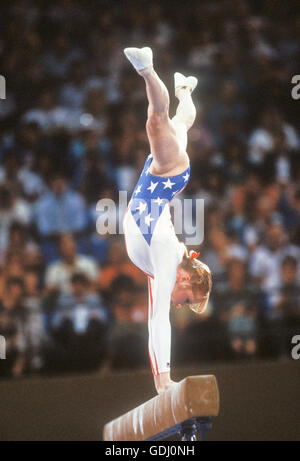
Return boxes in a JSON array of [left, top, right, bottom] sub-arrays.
[[171, 73, 198, 152], [124, 47, 186, 172]]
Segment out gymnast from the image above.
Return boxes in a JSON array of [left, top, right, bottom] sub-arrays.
[[123, 47, 212, 394]]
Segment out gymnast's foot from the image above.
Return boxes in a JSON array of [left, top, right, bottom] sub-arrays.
[[124, 46, 153, 76], [154, 372, 176, 394], [174, 72, 198, 98]]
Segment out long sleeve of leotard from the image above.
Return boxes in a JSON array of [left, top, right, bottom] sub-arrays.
[[147, 238, 184, 375]]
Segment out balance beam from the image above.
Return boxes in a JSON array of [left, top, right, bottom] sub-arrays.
[[103, 375, 220, 441]]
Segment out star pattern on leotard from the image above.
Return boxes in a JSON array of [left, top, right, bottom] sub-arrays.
[[134, 184, 142, 196], [130, 155, 190, 245], [153, 196, 164, 206], [147, 181, 159, 193], [162, 178, 176, 189], [136, 201, 147, 214], [183, 172, 190, 182], [145, 213, 154, 227]]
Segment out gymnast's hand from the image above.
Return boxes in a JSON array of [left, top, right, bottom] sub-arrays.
[[154, 372, 176, 394]]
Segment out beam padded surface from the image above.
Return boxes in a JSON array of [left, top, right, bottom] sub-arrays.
[[103, 375, 220, 441]]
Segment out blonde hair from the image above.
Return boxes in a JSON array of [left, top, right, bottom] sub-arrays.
[[181, 254, 212, 314]]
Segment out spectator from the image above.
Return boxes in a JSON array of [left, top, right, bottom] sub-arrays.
[[248, 107, 299, 166], [34, 172, 88, 239], [0, 221, 27, 267], [0, 151, 23, 195], [99, 238, 145, 295], [207, 80, 247, 140], [214, 258, 263, 359], [0, 277, 27, 378], [279, 187, 300, 246], [15, 122, 42, 166], [263, 130, 296, 185], [107, 275, 148, 370], [42, 33, 81, 81], [59, 60, 88, 110], [82, 87, 108, 132], [23, 269, 44, 371], [276, 256, 300, 322], [45, 233, 98, 295], [202, 227, 233, 282], [0, 184, 31, 253], [45, 272, 109, 372], [250, 222, 299, 296], [23, 87, 71, 132], [272, 256, 300, 353]]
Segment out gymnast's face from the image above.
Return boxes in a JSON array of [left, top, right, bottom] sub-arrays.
[[171, 258, 212, 313], [171, 266, 199, 307]]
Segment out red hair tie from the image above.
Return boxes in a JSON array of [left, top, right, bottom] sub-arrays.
[[189, 250, 200, 259]]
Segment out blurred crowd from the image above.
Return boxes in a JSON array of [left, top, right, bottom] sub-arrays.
[[0, 0, 299, 378]]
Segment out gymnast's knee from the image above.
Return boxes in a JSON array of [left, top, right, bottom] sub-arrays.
[[173, 112, 195, 131], [146, 110, 169, 133]]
